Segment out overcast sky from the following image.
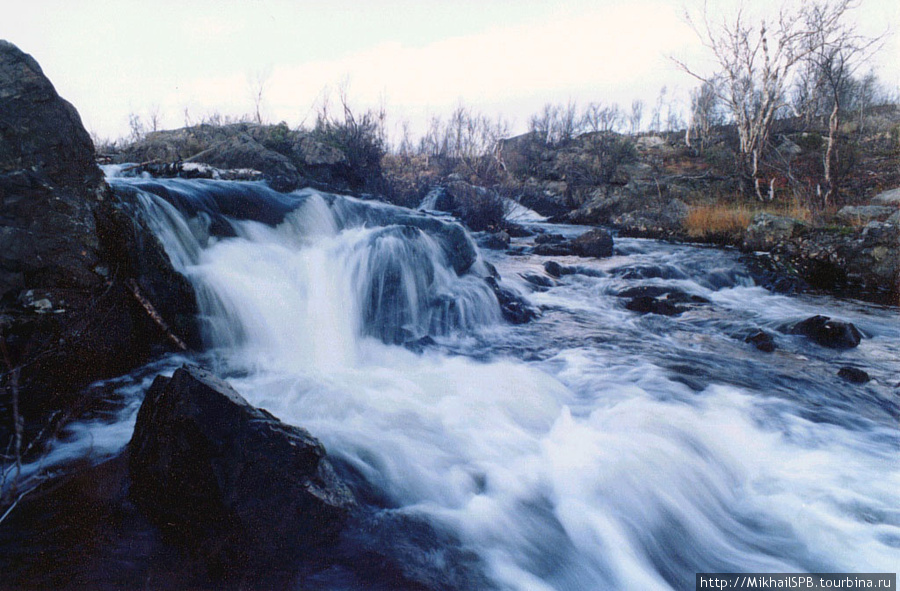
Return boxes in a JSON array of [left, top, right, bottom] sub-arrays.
[[3, 0, 898, 142]]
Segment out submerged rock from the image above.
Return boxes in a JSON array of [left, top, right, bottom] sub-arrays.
[[789, 315, 863, 349], [745, 329, 777, 353], [625, 295, 686, 316], [128, 366, 355, 568], [838, 366, 870, 384]]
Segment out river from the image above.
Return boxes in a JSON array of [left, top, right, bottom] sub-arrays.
[[7, 174, 899, 590]]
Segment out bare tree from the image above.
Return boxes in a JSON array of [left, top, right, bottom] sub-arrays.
[[802, 2, 884, 205], [249, 67, 272, 125], [686, 78, 723, 150], [674, 0, 859, 200], [127, 112, 145, 143], [650, 86, 668, 132], [582, 102, 623, 133], [630, 100, 644, 135], [529, 101, 580, 146], [148, 104, 162, 133]]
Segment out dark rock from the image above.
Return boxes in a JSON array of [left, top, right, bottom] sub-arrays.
[[188, 133, 301, 192], [534, 233, 566, 245], [745, 329, 777, 353], [615, 285, 674, 299], [95, 187, 200, 348], [0, 40, 100, 188], [572, 228, 613, 258], [610, 264, 688, 280], [480, 230, 511, 250], [625, 295, 686, 316], [534, 228, 614, 258], [838, 366, 870, 384], [128, 366, 355, 569], [532, 242, 575, 256], [520, 272, 557, 289], [790, 315, 863, 349], [0, 42, 198, 441], [486, 277, 539, 324], [542, 260, 605, 279], [503, 222, 533, 238], [543, 261, 569, 278]]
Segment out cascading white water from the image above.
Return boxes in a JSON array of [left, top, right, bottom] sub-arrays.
[[61, 174, 900, 589]]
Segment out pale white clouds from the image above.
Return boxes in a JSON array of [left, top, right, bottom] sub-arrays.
[[1, 0, 896, 140]]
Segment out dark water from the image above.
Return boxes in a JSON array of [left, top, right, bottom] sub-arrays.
[[3, 174, 898, 590]]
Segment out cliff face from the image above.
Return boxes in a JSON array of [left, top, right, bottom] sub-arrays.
[[0, 40, 197, 439]]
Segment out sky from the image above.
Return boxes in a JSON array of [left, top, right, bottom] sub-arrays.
[[2, 0, 898, 143]]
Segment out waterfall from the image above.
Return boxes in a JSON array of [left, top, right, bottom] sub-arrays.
[[55, 174, 897, 589]]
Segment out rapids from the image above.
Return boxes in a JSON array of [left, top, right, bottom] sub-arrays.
[[13, 174, 900, 590]]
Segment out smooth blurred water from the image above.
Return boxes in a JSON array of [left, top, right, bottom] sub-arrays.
[[28, 175, 900, 590]]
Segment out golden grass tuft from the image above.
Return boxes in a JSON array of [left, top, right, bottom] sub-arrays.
[[684, 204, 753, 239], [684, 201, 815, 240]]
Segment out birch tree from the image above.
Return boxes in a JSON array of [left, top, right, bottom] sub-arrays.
[[674, 0, 858, 200]]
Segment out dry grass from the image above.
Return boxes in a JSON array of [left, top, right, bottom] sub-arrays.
[[684, 204, 753, 239], [684, 201, 814, 240]]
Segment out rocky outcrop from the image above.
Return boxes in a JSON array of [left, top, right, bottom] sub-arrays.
[[0, 41, 197, 440], [128, 366, 355, 568], [114, 122, 377, 194], [187, 132, 300, 192], [743, 213, 900, 299]]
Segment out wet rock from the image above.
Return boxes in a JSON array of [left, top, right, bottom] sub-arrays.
[[503, 222, 533, 238], [543, 260, 571, 278], [838, 366, 870, 384], [625, 295, 686, 316], [542, 260, 605, 279], [532, 242, 576, 256], [790, 315, 863, 349], [570, 228, 614, 258], [486, 277, 539, 324], [745, 329, 777, 353], [534, 229, 614, 258], [534, 233, 566, 245], [520, 272, 557, 289], [610, 264, 688, 280], [480, 230, 511, 250], [615, 285, 673, 299], [128, 366, 355, 568]]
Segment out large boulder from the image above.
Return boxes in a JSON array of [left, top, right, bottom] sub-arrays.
[[0, 40, 105, 299], [128, 366, 355, 567], [0, 41, 197, 442]]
